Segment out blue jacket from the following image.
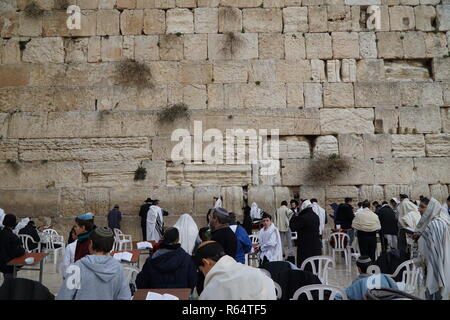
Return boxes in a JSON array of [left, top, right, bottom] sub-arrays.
[[231, 225, 252, 264], [345, 273, 398, 300], [136, 246, 197, 290]]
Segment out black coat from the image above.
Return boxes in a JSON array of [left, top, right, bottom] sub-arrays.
[[377, 206, 399, 236], [0, 278, 54, 300], [242, 206, 252, 235], [136, 246, 197, 290], [0, 227, 25, 274], [289, 207, 322, 267], [211, 226, 237, 258], [18, 224, 41, 251], [260, 261, 322, 300], [335, 203, 354, 229], [139, 203, 151, 226]]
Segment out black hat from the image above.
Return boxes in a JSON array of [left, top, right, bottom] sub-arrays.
[[399, 194, 409, 199], [145, 198, 152, 203], [3, 214, 17, 228]]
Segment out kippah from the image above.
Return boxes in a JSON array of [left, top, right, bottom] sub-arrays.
[[357, 256, 372, 264], [94, 226, 114, 238], [214, 207, 229, 217], [77, 212, 95, 220]]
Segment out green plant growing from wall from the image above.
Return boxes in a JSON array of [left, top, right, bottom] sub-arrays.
[[157, 103, 190, 124], [306, 153, 351, 184], [116, 59, 154, 88], [24, 1, 44, 17], [134, 164, 147, 181]]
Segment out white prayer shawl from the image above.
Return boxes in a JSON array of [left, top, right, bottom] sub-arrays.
[[60, 240, 77, 276], [13, 217, 30, 235], [146, 205, 163, 242], [416, 198, 446, 235], [417, 200, 450, 298], [301, 200, 312, 211], [214, 198, 222, 209], [398, 199, 421, 229], [274, 205, 293, 232], [199, 255, 276, 300], [257, 223, 283, 262], [351, 208, 381, 232], [250, 202, 262, 220], [311, 203, 326, 235], [173, 214, 198, 255], [0, 208, 5, 228]]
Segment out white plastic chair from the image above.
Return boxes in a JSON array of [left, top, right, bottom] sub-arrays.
[[387, 260, 420, 295], [249, 234, 259, 244], [329, 232, 351, 269], [291, 231, 298, 240], [292, 284, 348, 300], [300, 256, 335, 285], [274, 281, 282, 300], [19, 234, 40, 253], [42, 230, 65, 266], [123, 266, 139, 288], [113, 228, 133, 251], [321, 227, 330, 255]]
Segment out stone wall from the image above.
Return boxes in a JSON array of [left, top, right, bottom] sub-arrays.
[[1, 0, 449, 240]]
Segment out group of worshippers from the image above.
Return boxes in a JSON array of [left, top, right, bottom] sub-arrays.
[[138, 198, 170, 243]]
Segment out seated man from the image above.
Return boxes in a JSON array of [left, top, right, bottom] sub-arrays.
[[0, 214, 25, 280], [136, 227, 197, 290], [256, 213, 283, 265], [345, 256, 398, 300], [18, 221, 42, 252], [194, 241, 276, 300], [56, 227, 131, 300]]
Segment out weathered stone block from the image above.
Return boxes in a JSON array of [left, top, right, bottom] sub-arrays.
[[384, 185, 412, 201], [425, 33, 448, 58], [299, 185, 326, 206], [327, 5, 352, 32], [222, 186, 244, 217], [242, 83, 286, 108], [320, 108, 375, 134], [403, 31, 426, 59], [415, 5, 436, 31], [425, 134, 450, 157], [433, 58, 450, 81], [168, 164, 252, 186], [18, 12, 42, 37], [0, 139, 18, 162], [332, 32, 359, 59], [213, 61, 249, 83], [363, 134, 392, 160], [283, 7, 308, 33], [22, 37, 64, 63], [359, 32, 377, 59], [97, 9, 120, 35], [391, 134, 426, 157], [166, 8, 194, 34], [377, 32, 403, 58], [441, 108, 450, 133], [305, 33, 332, 59], [279, 137, 310, 160], [374, 158, 414, 184], [101, 35, 123, 61], [414, 157, 450, 184], [207, 33, 258, 60], [285, 33, 306, 60], [143, 9, 166, 34], [184, 34, 207, 60], [180, 62, 212, 84], [311, 59, 326, 82], [259, 33, 284, 59], [275, 60, 311, 83], [0, 189, 59, 218], [248, 185, 275, 214], [430, 184, 449, 203], [242, 8, 283, 33], [120, 10, 144, 35], [389, 6, 415, 31], [134, 35, 159, 62], [356, 59, 385, 82], [437, 5, 450, 31], [374, 107, 399, 134], [326, 186, 359, 204], [308, 5, 327, 33], [159, 34, 184, 60], [359, 185, 385, 202], [313, 135, 339, 158], [355, 82, 401, 108], [399, 107, 441, 134], [338, 134, 364, 159], [194, 8, 218, 33], [193, 186, 221, 214], [304, 83, 323, 109], [286, 83, 304, 108], [323, 83, 354, 108], [218, 7, 242, 33]]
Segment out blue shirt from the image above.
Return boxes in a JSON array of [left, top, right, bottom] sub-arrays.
[[345, 273, 398, 300], [107, 209, 122, 230], [231, 225, 252, 264]]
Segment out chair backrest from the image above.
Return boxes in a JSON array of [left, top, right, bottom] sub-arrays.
[[300, 255, 335, 285], [291, 231, 298, 240], [42, 229, 58, 236], [273, 281, 282, 300], [392, 260, 420, 292], [123, 266, 139, 286], [249, 234, 259, 244], [329, 232, 350, 251], [292, 284, 348, 300], [19, 234, 34, 253], [113, 228, 122, 237]]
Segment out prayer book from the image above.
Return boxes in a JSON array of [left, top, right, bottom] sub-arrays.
[[137, 241, 153, 250], [145, 292, 179, 300], [113, 251, 133, 262]]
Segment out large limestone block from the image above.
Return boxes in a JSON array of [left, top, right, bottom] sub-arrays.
[[300, 185, 326, 206], [193, 186, 221, 214], [18, 138, 151, 162], [363, 134, 392, 160], [305, 33, 332, 59], [143, 9, 166, 34], [0, 12, 18, 38], [304, 83, 323, 109], [402, 31, 426, 59], [180, 61, 212, 84], [159, 34, 183, 60], [433, 58, 450, 81], [414, 157, 450, 184], [207, 33, 258, 60], [391, 134, 426, 158], [101, 36, 123, 61], [0, 189, 59, 217], [338, 134, 364, 159], [194, 8, 218, 33], [320, 108, 375, 134], [184, 34, 207, 60], [327, 5, 352, 32], [389, 6, 415, 31], [166, 8, 194, 34], [274, 187, 291, 209], [384, 185, 412, 201], [134, 35, 159, 61], [8, 112, 47, 139], [323, 83, 354, 108], [218, 7, 242, 33], [279, 136, 310, 159], [0, 113, 9, 138], [355, 82, 401, 108], [58, 188, 87, 218], [313, 135, 339, 158], [18, 12, 42, 37], [411, 184, 431, 200], [213, 61, 249, 83], [359, 185, 385, 202], [120, 9, 144, 35], [374, 107, 399, 134], [332, 32, 359, 59], [248, 185, 275, 214], [359, 32, 377, 59], [0, 139, 18, 162], [415, 5, 436, 31], [442, 108, 450, 133], [437, 5, 450, 31], [117, 0, 137, 9], [311, 59, 326, 82], [399, 107, 441, 134], [430, 184, 449, 203], [326, 186, 359, 205], [280, 159, 309, 186], [242, 8, 282, 33], [356, 59, 385, 82], [242, 83, 286, 108], [425, 134, 450, 157], [276, 60, 311, 83], [425, 33, 447, 58], [221, 186, 244, 217], [219, 0, 263, 7], [374, 158, 414, 184], [377, 32, 403, 59], [22, 37, 64, 63], [259, 33, 284, 59], [283, 7, 308, 33], [285, 33, 306, 60], [97, 9, 120, 35], [308, 5, 327, 33], [82, 160, 165, 188], [421, 82, 444, 107]]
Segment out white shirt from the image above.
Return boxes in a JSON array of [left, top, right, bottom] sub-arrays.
[[0, 208, 5, 227], [258, 224, 283, 262], [61, 240, 77, 276]]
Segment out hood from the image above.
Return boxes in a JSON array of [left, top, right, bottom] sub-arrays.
[[79, 255, 120, 283], [151, 248, 187, 273]]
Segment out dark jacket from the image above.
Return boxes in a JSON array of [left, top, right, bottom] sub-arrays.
[[377, 205, 399, 236], [242, 206, 252, 235], [18, 224, 40, 251], [107, 209, 122, 230], [211, 225, 237, 258], [136, 246, 197, 290], [0, 278, 54, 300], [0, 227, 25, 274], [139, 203, 151, 226], [335, 203, 354, 229]]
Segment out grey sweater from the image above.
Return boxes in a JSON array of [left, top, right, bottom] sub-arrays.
[[56, 255, 131, 300]]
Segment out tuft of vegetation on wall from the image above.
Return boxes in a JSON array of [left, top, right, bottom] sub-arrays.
[[307, 154, 351, 183], [157, 103, 190, 124], [116, 59, 154, 88], [24, 1, 44, 17]]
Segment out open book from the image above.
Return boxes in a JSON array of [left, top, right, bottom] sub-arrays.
[[113, 251, 133, 262], [137, 241, 153, 250], [146, 292, 179, 300]]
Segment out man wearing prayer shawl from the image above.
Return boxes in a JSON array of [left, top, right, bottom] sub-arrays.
[[194, 241, 276, 300], [352, 200, 381, 262], [0, 208, 5, 228], [250, 202, 262, 220], [397, 194, 421, 257], [414, 198, 450, 300], [273, 201, 293, 258], [256, 213, 283, 264], [289, 200, 322, 268], [146, 200, 164, 242], [173, 214, 199, 255], [213, 196, 222, 209]]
